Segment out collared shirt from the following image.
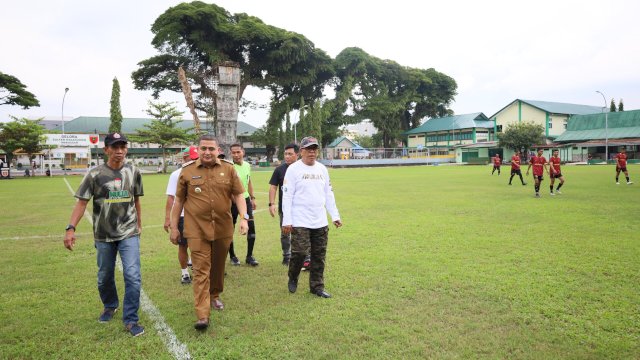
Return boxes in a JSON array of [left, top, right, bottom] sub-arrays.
[[175, 158, 244, 240]]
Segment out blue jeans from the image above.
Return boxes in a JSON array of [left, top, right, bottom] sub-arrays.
[[95, 236, 141, 325]]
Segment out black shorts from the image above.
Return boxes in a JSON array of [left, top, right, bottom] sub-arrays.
[[511, 169, 522, 175], [551, 173, 563, 179], [177, 217, 187, 246], [617, 167, 628, 172], [535, 175, 544, 181], [493, 165, 501, 169]]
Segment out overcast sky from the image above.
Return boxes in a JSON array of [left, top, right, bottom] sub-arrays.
[[2, 0, 639, 129]]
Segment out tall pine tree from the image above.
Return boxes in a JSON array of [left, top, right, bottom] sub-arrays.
[[618, 99, 624, 112], [609, 98, 617, 112], [109, 77, 123, 133]]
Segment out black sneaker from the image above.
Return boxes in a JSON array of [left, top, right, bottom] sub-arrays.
[[310, 289, 332, 298], [230, 256, 241, 266], [246, 256, 259, 267], [98, 307, 117, 323], [126, 323, 145, 337], [288, 278, 298, 293], [181, 273, 191, 284]]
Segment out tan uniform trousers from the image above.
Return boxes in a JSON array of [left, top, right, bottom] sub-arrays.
[[188, 236, 233, 320]]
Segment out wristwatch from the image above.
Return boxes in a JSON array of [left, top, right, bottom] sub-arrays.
[[240, 213, 250, 221], [65, 224, 76, 231], [268, 203, 274, 206]]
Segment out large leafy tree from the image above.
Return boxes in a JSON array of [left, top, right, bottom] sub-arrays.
[[0, 72, 40, 109], [109, 77, 123, 133], [332, 47, 457, 147], [130, 101, 195, 173], [0, 116, 45, 166], [132, 1, 333, 120], [497, 121, 545, 153]]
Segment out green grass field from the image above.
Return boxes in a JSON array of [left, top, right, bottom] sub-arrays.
[[1, 164, 638, 359]]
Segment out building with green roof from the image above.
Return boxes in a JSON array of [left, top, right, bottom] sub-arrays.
[[490, 99, 603, 140], [403, 113, 498, 162], [553, 109, 640, 162], [47, 116, 260, 168]]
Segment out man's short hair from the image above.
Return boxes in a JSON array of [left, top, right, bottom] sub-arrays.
[[284, 143, 299, 153], [230, 143, 243, 150], [199, 134, 218, 145]]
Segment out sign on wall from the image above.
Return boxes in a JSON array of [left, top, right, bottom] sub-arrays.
[[45, 134, 95, 147]]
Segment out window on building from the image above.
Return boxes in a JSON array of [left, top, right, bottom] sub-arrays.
[[548, 121, 553, 129]]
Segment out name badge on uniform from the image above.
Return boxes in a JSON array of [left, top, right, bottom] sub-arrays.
[[195, 187, 202, 193]]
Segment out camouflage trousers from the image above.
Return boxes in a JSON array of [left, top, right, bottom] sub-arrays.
[[288, 226, 329, 292]]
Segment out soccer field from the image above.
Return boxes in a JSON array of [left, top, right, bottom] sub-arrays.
[[1, 164, 638, 359]]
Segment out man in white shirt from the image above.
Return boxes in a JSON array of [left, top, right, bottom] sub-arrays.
[[282, 136, 342, 298], [164, 146, 198, 284]]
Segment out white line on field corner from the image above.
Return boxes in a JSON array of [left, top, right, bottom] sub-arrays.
[[63, 177, 191, 360]]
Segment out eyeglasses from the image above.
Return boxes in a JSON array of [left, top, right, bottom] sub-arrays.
[[303, 147, 319, 152], [200, 146, 217, 152]]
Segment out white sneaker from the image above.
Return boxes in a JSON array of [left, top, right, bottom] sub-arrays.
[[628, 181, 634, 185], [616, 182, 620, 185], [550, 192, 555, 196], [556, 190, 562, 194]]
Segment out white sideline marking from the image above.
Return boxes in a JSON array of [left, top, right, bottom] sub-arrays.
[[63, 178, 191, 360]]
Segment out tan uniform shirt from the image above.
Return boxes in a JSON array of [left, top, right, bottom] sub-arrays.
[[176, 158, 244, 240]]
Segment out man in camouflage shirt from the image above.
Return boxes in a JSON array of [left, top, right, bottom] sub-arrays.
[[64, 132, 145, 337]]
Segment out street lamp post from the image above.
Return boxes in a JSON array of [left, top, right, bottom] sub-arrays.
[[595, 91, 608, 163], [62, 88, 69, 175]]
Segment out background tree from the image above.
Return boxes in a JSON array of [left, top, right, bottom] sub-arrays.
[[277, 126, 285, 160], [352, 134, 382, 148], [618, 98, 624, 112], [0, 72, 40, 109], [0, 116, 45, 167], [132, 2, 457, 151], [109, 77, 123, 133], [609, 98, 617, 112], [129, 101, 194, 173], [497, 121, 545, 156], [132, 2, 333, 129]]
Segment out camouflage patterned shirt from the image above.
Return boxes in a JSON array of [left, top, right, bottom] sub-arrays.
[[75, 163, 144, 242]]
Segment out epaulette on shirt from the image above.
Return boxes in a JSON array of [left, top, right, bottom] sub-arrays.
[[222, 159, 234, 165], [182, 160, 196, 168]]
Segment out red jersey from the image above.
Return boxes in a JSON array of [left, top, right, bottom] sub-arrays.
[[616, 153, 627, 167], [549, 156, 561, 174], [511, 155, 521, 170], [531, 156, 547, 176], [493, 156, 501, 166]]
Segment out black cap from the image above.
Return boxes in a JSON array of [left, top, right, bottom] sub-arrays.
[[104, 132, 128, 146]]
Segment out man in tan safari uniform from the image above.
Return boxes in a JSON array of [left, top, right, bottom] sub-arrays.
[[170, 134, 248, 330]]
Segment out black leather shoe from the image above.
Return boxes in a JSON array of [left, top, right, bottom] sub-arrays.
[[288, 278, 298, 293], [194, 318, 209, 330], [311, 289, 332, 298]]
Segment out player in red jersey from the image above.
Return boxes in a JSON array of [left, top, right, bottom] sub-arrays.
[[548, 149, 565, 195], [526, 149, 549, 197], [615, 148, 633, 185], [491, 154, 501, 175], [508, 150, 526, 185]]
